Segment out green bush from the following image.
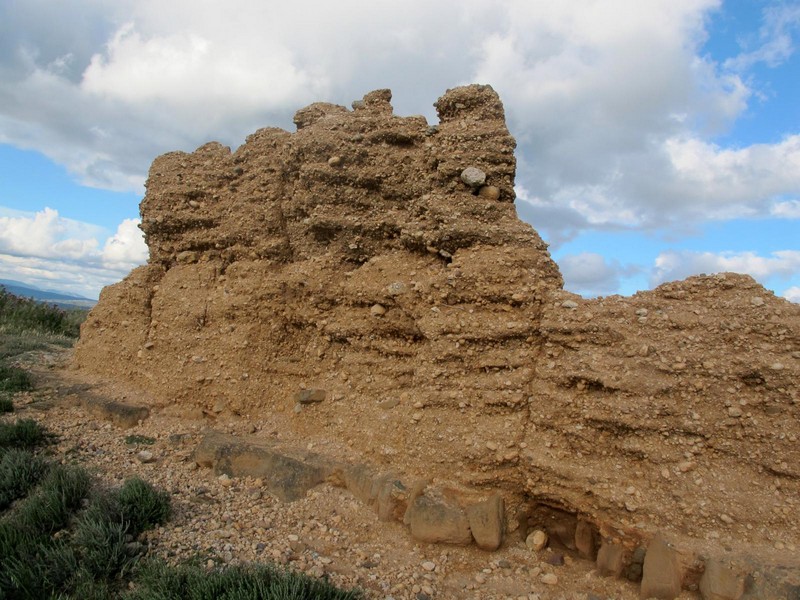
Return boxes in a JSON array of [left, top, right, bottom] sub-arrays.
[[116, 477, 171, 536], [0, 364, 32, 393], [15, 464, 91, 534], [0, 412, 360, 600], [0, 287, 85, 338], [0, 449, 50, 511], [0, 395, 12, 413], [1, 537, 82, 599], [74, 515, 135, 580], [0, 419, 47, 449], [125, 560, 365, 600], [124, 434, 156, 446]]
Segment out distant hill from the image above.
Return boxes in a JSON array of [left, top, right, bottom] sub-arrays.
[[0, 279, 97, 310]]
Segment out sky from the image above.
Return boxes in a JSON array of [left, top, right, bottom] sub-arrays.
[[0, 0, 798, 302]]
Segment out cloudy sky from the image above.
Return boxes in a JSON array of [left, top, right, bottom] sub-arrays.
[[1, 0, 798, 301]]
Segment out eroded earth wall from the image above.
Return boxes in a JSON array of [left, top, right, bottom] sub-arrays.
[[75, 85, 800, 590]]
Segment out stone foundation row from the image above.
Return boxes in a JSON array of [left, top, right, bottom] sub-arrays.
[[192, 430, 798, 600]]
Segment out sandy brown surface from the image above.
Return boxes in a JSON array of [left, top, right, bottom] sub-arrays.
[[12, 347, 663, 600]]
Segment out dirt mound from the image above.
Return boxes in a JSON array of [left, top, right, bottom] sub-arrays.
[[74, 85, 800, 597]]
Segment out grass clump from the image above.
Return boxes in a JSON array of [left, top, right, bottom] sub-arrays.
[[73, 515, 135, 580], [116, 477, 171, 535], [0, 395, 12, 413], [0, 364, 32, 393], [127, 560, 365, 600], [0, 418, 47, 450], [14, 464, 92, 534], [0, 414, 362, 600], [124, 434, 156, 446], [0, 449, 49, 510], [0, 287, 85, 338]]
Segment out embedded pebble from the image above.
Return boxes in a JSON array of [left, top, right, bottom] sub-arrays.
[[460, 166, 486, 189], [137, 450, 155, 463], [526, 530, 548, 552], [477, 185, 500, 200], [540, 573, 558, 585]]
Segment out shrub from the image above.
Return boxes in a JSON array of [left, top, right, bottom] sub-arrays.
[[116, 477, 171, 536], [0, 449, 50, 511], [1, 537, 82, 598], [125, 561, 365, 600], [15, 464, 91, 534], [0, 394, 12, 413], [74, 515, 135, 580], [0, 287, 85, 338], [0, 419, 47, 449], [0, 364, 32, 393]]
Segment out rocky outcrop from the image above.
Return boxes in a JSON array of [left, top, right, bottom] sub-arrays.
[[74, 85, 800, 597]]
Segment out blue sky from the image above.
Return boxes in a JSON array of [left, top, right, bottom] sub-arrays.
[[0, 0, 798, 301]]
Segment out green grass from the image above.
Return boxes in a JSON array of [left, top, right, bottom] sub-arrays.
[[0, 417, 362, 599], [0, 448, 50, 510], [124, 434, 156, 446], [0, 418, 47, 450], [126, 560, 365, 600], [0, 364, 32, 393], [116, 477, 172, 535], [13, 464, 92, 535], [0, 332, 77, 361], [73, 514, 136, 580], [0, 395, 12, 413], [0, 287, 86, 338]]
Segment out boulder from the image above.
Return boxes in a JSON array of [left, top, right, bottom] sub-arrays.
[[404, 488, 472, 545], [466, 494, 505, 551], [640, 535, 683, 599]]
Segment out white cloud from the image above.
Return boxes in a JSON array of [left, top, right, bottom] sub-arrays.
[[652, 249, 800, 286], [102, 218, 148, 269], [784, 286, 800, 303], [558, 252, 639, 297], [0, 208, 102, 260], [724, 4, 800, 71], [0, 253, 128, 300], [0, 0, 797, 244], [663, 135, 800, 218], [770, 199, 800, 218], [81, 23, 321, 113], [0, 209, 148, 298]]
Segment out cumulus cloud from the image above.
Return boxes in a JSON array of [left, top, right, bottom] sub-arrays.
[[0, 208, 102, 259], [663, 135, 800, 218], [0, 0, 798, 310], [784, 286, 800, 303], [0, 0, 797, 236], [0, 209, 147, 298], [558, 252, 640, 297], [81, 23, 320, 113], [651, 249, 800, 286], [0, 253, 130, 300], [101, 218, 148, 269]]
